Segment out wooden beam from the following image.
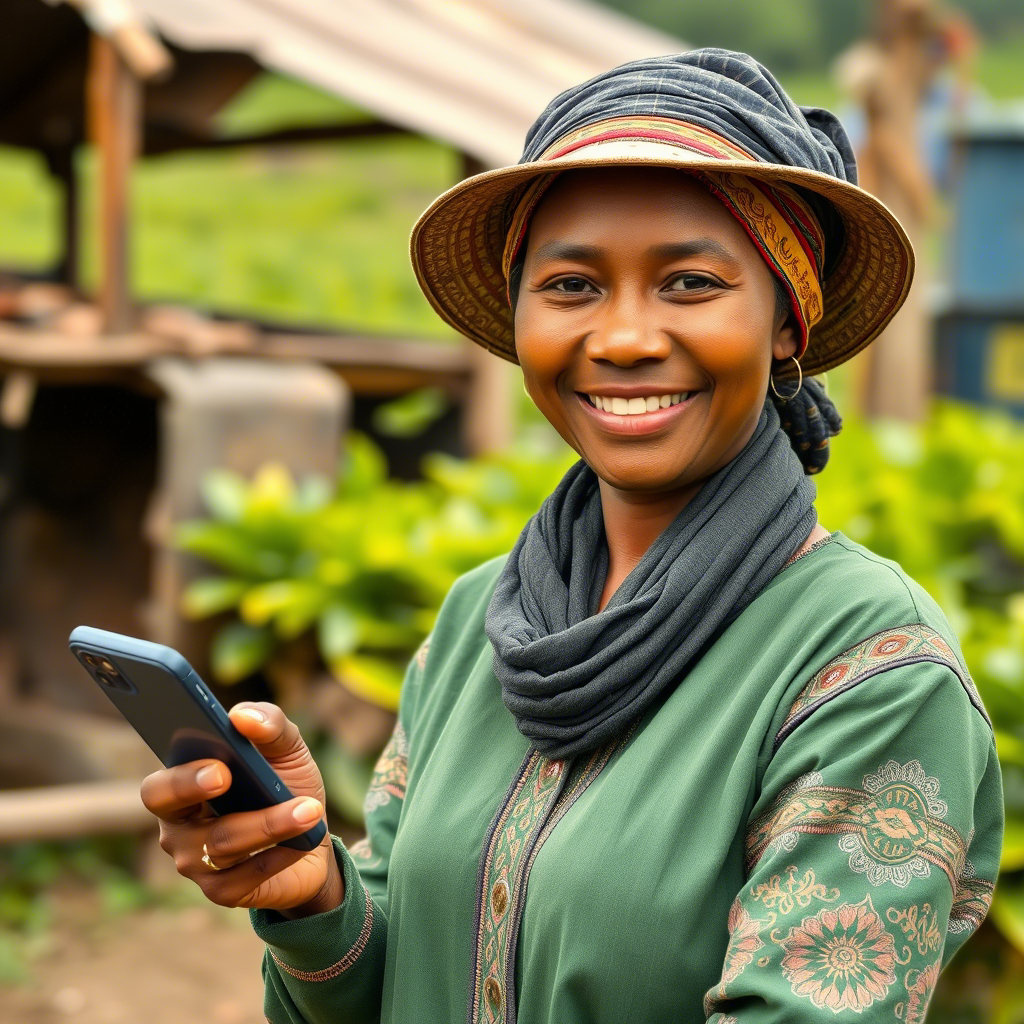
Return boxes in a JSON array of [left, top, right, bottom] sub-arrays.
[[87, 33, 140, 334], [144, 120, 411, 157], [0, 780, 154, 844], [0, 700, 159, 787]]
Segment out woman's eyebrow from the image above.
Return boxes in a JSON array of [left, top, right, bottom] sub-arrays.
[[530, 241, 604, 263], [529, 238, 742, 268], [650, 239, 741, 267]]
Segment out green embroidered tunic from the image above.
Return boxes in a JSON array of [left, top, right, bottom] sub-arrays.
[[251, 533, 1002, 1023]]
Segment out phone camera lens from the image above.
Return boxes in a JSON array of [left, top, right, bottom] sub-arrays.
[[96, 667, 131, 692], [80, 652, 98, 667]]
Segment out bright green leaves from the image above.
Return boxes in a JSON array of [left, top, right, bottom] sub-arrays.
[[176, 433, 574, 700]]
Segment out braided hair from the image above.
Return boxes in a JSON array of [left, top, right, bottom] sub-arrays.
[[507, 258, 842, 474]]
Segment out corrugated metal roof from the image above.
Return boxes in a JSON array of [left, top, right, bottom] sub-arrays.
[[125, 0, 683, 165]]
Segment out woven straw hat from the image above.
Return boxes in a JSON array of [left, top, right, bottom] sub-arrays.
[[411, 122, 914, 378]]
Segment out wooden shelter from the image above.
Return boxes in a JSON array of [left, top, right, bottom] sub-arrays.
[[0, 0, 680, 838]]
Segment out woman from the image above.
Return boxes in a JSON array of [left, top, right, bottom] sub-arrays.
[[141, 51, 1002, 1023]]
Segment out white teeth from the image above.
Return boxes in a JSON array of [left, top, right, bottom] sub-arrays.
[[587, 393, 692, 416]]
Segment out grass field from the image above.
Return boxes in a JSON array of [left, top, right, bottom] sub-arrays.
[[0, 36, 1021, 338]]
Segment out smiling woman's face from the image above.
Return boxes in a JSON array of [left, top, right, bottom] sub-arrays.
[[514, 167, 798, 499]]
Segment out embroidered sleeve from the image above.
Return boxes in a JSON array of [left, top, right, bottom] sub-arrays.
[[252, 638, 427, 1024], [704, 658, 1002, 1022]]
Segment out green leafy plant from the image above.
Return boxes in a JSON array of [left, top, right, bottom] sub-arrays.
[[176, 433, 575, 710]]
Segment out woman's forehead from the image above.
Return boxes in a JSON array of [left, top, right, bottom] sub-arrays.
[[526, 168, 752, 250]]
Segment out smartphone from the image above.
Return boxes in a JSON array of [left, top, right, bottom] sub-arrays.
[[68, 625, 326, 851]]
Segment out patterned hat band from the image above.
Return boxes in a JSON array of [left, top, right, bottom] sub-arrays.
[[500, 118, 826, 356]]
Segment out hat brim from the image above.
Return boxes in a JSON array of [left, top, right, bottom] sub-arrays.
[[410, 140, 915, 378]]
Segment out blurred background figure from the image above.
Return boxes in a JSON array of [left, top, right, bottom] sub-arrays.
[[836, 0, 978, 420]]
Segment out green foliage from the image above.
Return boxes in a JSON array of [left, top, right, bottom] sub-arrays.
[[176, 433, 576, 710], [0, 838, 157, 983], [371, 386, 450, 438]]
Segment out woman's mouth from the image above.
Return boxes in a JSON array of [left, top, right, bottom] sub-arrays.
[[584, 392, 694, 415], [576, 390, 699, 434]]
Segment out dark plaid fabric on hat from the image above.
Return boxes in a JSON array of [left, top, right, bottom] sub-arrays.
[[521, 48, 856, 186]]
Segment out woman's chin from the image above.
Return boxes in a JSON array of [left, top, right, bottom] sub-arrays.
[[586, 459, 703, 498]]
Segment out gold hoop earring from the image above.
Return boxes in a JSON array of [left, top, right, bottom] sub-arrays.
[[770, 355, 803, 402]]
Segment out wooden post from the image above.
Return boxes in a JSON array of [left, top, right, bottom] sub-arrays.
[[45, 146, 80, 290], [87, 32, 140, 334], [459, 153, 516, 455]]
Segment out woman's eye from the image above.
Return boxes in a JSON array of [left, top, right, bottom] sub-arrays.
[[551, 277, 595, 294], [666, 274, 715, 292]]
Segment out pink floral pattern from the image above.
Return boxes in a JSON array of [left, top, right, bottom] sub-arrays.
[[779, 896, 897, 1013], [904, 959, 941, 1024], [363, 721, 408, 815], [704, 900, 767, 1016], [722, 899, 765, 985]]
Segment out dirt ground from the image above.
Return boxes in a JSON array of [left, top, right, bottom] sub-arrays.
[[0, 881, 268, 1024]]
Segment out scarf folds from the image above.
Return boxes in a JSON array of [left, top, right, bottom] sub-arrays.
[[485, 402, 816, 759]]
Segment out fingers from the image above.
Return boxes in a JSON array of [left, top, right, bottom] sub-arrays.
[[201, 795, 326, 870], [193, 843, 323, 910], [227, 702, 325, 799], [140, 759, 232, 823], [227, 702, 304, 760]]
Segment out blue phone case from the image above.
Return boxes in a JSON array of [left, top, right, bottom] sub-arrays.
[[68, 625, 326, 852]]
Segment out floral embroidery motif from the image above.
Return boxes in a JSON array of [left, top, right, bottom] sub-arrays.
[[704, 901, 766, 1015], [751, 865, 840, 916], [363, 721, 408, 815], [347, 836, 382, 870], [838, 760, 952, 889], [746, 760, 967, 894], [754, 772, 823, 860], [948, 868, 995, 935], [903, 959, 942, 1024], [706, 1017, 739, 1024], [886, 903, 942, 956], [778, 896, 897, 1014], [776, 625, 987, 750]]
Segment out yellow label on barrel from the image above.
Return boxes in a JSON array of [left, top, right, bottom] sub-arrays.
[[987, 326, 1024, 401]]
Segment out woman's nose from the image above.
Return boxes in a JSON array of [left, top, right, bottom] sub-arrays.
[[584, 318, 673, 367]]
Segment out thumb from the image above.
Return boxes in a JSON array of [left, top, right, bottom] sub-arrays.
[[228, 702, 306, 762], [228, 702, 325, 801]]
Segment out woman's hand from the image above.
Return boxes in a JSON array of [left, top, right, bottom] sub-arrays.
[[140, 702, 344, 918]]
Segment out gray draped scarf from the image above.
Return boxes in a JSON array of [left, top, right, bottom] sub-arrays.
[[485, 402, 816, 759]]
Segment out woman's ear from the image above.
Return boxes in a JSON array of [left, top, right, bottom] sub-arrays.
[[771, 317, 800, 363]]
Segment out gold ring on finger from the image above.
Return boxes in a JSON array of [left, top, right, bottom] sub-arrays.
[[201, 842, 225, 872]]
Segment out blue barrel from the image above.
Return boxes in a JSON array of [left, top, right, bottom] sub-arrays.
[[948, 122, 1024, 310], [934, 121, 1024, 417], [935, 311, 1024, 418]]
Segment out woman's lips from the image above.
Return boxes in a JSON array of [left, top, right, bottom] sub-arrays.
[[575, 390, 698, 434]]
